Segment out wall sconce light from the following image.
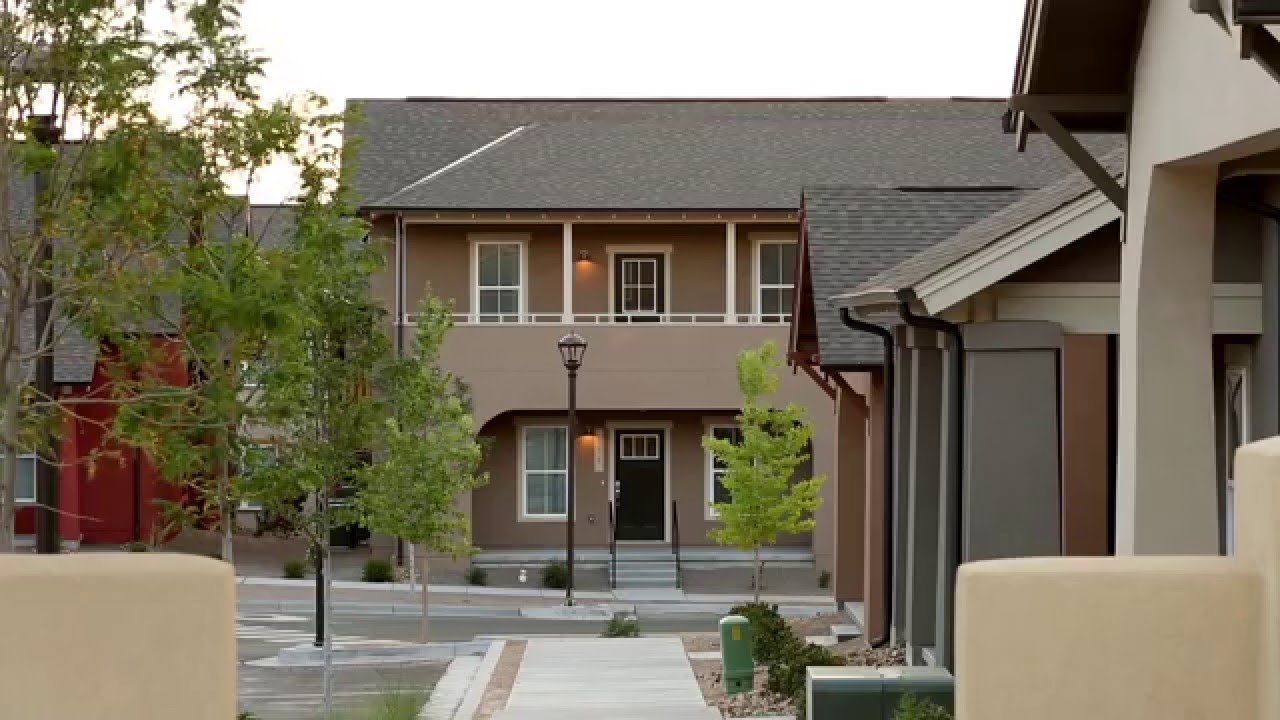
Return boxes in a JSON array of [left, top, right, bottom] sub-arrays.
[[576, 250, 591, 262], [579, 424, 594, 437]]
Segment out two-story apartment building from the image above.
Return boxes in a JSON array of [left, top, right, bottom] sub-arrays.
[[348, 98, 1091, 587]]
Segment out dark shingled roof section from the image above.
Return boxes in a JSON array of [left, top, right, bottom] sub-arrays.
[[848, 149, 1127, 301], [349, 98, 1119, 210], [804, 187, 1028, 367]]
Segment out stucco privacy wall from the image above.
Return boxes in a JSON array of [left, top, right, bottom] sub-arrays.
[[954, 436, 1280, 720], [0, 554, 236, 720]]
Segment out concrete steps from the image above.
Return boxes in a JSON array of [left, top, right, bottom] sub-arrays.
[[613, 557, 678, 589]]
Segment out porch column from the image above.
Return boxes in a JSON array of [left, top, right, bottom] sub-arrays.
[[562, 222, 574, 323], [904, 328, 944, 664], [725, 222, 737, 322], [891, 328, 913, 645], [1117, 163, 1218, 554], [832, 382, 868, 603], [863, 370, 888, 641]]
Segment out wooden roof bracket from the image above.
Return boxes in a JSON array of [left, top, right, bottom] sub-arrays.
[[1241, 25, 1280, 86], [788, 351, 837, 402], [1009, 95, 1128, 213]]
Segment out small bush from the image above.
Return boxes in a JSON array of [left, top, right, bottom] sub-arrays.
[[767, 642, 846, 716], [282, 559, 308, 579], [729, 602, 798, 666], [601, 613, 640, 638], [122, 541, 150, 552], [817, 569, 831, 589], [236, 711, 258, 720], [362, 558, 396, 583], [541, 560, 569, 589], [465, 566, 489, 586], [892, 694, 953, 720]]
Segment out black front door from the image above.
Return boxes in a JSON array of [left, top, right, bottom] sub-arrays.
[[614, 430, 665, 541], [613, 254, 665, 322]]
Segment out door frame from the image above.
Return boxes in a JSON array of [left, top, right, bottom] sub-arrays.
[[605, 245, 672, 320], [606, 420, 672, 544]]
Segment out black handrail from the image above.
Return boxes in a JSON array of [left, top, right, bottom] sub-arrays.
[[672, 500, 682, 589], [608, 501, 617, 589]]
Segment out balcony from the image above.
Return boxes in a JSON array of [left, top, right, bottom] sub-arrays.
[[407, 315, 824, 428]]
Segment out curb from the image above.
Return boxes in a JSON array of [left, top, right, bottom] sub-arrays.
[[420, 655, 482, 720], [452, 639, 506, 720], [236, 600, 834, 619]]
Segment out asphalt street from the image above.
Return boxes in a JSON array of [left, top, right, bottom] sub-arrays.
[[237, 610, 724, 719]]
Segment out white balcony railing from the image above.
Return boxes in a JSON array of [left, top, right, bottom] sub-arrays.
[[400, 312, 793, 326]]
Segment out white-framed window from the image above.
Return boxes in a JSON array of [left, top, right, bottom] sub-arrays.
[[756, 239, 797, 322], [618, 433, 661, 460], [10, 454, 37, 505], [238, 443, 277, 511], [521, 425, 568, 519], [473, 239, 524, 322], [620, 258, 660, 315], [706, 425, 742, 518]]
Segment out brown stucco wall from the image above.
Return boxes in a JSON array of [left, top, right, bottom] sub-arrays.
[[402, 223, 563, 315], [471, 410, 815, 550], [1061, 334, 1111, 556], [832, 384, 867, 602], [571, 224, 726, 315]]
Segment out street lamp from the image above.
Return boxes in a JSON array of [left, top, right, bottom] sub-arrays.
[[12, 38, 64, 554], [557, 332, 587, 606]]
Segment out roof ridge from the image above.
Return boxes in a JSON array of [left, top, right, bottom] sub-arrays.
[[371, 124, 532, 208], [349, 96, 1009, 104]]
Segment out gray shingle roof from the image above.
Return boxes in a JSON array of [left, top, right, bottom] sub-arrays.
[[843, 149, 1127, 305], [805, 187, 1028, 367], [348, 98, 1119, 210]]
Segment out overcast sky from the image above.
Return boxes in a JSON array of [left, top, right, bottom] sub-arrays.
[[237, 0, 1029, 201]]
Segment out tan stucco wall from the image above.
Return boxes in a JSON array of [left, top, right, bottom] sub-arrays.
[[471, 410, 818, 551], [955, 436, 1280, 720], [0, 554, 236, 720]]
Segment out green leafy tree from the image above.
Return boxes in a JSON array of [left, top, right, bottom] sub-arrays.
[[703, 340, 825, 601], [359, 292, 488, 643], [0, 0, 295, 551]]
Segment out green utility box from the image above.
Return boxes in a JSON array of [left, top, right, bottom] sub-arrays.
[[806, 665, 953, 720], [719, 615, 753, 695]]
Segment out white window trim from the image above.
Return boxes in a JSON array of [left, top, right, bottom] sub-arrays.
[[704, 424, 739, 520], [606, 245, 672, 318], [618, 257, 662, 316], [518, 423, 570, 522], [12, 453, 37, 505], [618, 432, 661, 460], [470, 233, 529, 323], [752, 233, 798, 321]]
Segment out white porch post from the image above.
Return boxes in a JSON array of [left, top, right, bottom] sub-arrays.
[[1116, 161, 1219, 554], [562, 222, 574, 323], [725, 222, 737, 322]]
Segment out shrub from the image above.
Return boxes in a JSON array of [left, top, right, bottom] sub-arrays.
[[362, 688, 426, 720], [236, 712, 258, 720], [122, 541, 150, 552], [766, 641, 846, 716], [729, 602, 798, 665], [817, 569, 831, 589], [892, 694, 953, 720], [465, 566, 489, 586], [362, 558, 396, 583], [601, 613, 640, 638], [283, 559, 308, 579], [541, 560, 569, 589]]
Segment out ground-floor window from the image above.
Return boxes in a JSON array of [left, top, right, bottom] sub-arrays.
[[522, 425, 568, 519], [10, 454, 37, 505], [706, 425, 742, 517]]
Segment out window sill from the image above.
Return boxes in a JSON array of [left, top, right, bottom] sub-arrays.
[[519, 514, 568, 523]]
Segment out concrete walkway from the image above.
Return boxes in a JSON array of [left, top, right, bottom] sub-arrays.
[[493, 638, 720, 720]]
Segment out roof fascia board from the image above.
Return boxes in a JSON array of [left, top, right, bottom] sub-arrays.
[[916, 190, 1120, 314], [397, 211, 799, 224]]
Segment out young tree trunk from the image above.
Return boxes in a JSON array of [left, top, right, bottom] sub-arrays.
[[219, 448, 234, 564], [322, 541, 334, 720], [0, 381, 18, 553], [418, 546, 430, 643], [753, 545, 762, 603]]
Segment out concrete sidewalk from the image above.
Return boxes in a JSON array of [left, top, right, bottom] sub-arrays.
[[493, 638, 719, 720]]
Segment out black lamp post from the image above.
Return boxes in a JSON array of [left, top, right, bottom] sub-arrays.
[[557, 332, 587, 606], [13, 40, 64, 554]]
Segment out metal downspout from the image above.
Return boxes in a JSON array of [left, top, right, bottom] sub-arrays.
[[895, 299, 964, 674], [837, 308, 894, 648]]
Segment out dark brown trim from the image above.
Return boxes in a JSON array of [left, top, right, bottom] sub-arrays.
[[1020, 105, 1128, 211], [796, 358, 837, 401]]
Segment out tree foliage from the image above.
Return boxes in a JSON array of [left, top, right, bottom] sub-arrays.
[[703, 340, 824, 599]]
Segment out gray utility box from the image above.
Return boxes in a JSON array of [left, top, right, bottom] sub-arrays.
[[806, 666, 953, 720]]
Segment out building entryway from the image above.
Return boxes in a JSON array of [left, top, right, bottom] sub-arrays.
[[613, 429, 665, 541]]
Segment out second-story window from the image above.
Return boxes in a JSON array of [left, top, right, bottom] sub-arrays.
[[757, 240, 797, 322], [475, 241, 523, 322]]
